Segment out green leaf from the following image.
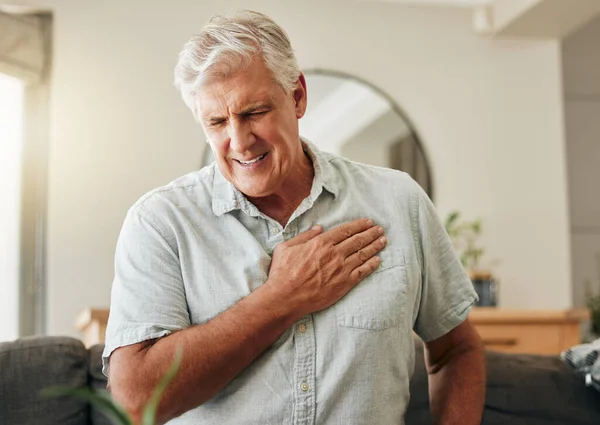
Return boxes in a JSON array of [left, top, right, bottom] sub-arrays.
[[41, 387, 132, 425], [141, 346, 184, 425], [460, 252, 468, 268], [445, 211, 459, 225], [444, 211, 460, 233]]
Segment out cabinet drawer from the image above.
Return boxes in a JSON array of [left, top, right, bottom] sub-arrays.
[[475, 324, 563, 355]]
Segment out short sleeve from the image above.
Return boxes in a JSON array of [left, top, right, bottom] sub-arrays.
[[101, 202, 190, 376], [411, 184, 478, 342]]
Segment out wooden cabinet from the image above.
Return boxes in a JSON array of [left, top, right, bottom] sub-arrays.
[[76, 307, 589, 355], [469, 307, 589, 355], [75, 308, 109, 348]]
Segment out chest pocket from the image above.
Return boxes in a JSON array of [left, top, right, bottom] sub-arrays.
[[334, 248, 408, 330]]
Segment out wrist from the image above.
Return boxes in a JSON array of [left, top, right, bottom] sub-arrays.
[[258, 277, 306, 326]]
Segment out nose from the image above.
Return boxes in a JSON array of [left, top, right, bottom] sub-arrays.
[[228, 120, 256, 153]]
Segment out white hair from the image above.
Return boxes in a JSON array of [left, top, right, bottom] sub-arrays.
[[174, 10, 301, 118]]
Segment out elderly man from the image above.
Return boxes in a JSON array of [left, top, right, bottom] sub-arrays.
[[103, 10, 485, 425]]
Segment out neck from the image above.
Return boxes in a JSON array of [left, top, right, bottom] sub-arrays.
[[248, 148, 314, 226]]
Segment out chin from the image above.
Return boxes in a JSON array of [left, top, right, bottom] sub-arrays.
[[233, 176, 279, 197], [238, 184, 275, 199]]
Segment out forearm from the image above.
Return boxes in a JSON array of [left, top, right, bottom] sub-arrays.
[[428, 342, 486, 425], [110, 281, 300, 424]]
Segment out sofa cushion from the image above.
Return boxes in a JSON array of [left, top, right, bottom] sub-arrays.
[[407, 340, 600, 425], [0, 336, 89, 425], [484, 350, 600, 425]]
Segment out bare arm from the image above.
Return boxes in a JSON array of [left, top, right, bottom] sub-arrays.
[[109, 219, 387, 424], [424, 318, 486, 425], [110, 280, 300, 424]]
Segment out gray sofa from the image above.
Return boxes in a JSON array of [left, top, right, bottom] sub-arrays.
[[1, 336, 600, 424], [0, 336, 111, 425]]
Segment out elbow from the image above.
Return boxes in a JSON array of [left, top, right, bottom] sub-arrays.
[[424, 320, 485, 375], [109, 374, 149, 424], [109, 368, 187, 425], [108, 354, 162, 423], [107, 342, 164, 423]]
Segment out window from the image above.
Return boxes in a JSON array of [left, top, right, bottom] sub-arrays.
[[0, 10, 51, 339], [0, 73, 25, 342]]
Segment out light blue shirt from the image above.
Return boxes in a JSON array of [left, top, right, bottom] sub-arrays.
[[103, 140, 478, 424]]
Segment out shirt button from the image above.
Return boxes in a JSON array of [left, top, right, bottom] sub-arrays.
[[270, 227, 279, 235], [300, 382, 309, 392], [298, 324, 307, 333]]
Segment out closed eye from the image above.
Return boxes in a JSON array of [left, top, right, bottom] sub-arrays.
[[208, 119, 226, 128], [246, 110, 268, 118], [206, 109, 269, 127]]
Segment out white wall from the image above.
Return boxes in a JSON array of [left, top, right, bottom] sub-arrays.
[[563, 16, 600, 307], [1, 0, 572, 336]]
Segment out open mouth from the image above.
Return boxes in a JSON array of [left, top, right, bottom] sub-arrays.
[[235, 152, 268, 166]]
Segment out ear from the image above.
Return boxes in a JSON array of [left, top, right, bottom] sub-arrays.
[[293, 73, 308, 119]]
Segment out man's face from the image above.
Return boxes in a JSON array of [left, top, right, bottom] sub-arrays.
[[195, 58, 307, 198]]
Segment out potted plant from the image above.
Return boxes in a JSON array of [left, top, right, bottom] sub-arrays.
[[41, 347, 183, 425], [444, 210, 497, 307], [585, 252, 600, 340]]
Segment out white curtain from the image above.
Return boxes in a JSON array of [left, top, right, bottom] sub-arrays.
[[0, 11, 46, 83]]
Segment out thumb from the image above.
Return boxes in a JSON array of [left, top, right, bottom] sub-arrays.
[[285, 225, 323, 246]]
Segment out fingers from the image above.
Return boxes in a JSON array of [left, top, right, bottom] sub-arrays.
[[320, 218, 375, 245], [285, 225, 323, 247], [344, 235, 387, 270], [336, 224, 384, 258], [348, 256, 382, 285]]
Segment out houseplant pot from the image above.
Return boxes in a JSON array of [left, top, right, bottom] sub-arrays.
[[469, 270, 498, 307], [444, 210, 498, 307]]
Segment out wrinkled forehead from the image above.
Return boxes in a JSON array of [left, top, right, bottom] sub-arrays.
[[198, 56, 279, 94], [200, 60, 246, 86], [194, 60, 283, 118]]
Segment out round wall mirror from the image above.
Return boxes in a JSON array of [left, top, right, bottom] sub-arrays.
[[201, 69, 433, 198]]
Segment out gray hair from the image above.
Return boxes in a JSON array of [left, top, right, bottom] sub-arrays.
[[174, 10, 301, 117]]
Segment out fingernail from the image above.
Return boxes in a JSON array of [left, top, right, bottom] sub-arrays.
[[367, 219, 374, 226], [380, 236, 387, 244], [378, 226, 384, 234], [312, 225, 321, 230]]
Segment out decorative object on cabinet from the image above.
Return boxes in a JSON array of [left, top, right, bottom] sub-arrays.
[[444, 210, 497, 307]]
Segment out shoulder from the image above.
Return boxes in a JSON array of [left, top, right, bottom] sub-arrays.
[[128, 163, 216, 219], [324, 151, 422, 203]]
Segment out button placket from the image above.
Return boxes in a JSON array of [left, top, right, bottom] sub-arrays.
[[293, 316, 316, 425], [280, 221, 298, 242], [266, 221, 284, 253]]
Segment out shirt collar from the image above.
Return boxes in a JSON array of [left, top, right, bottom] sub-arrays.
[[211, 138, 339, 217]]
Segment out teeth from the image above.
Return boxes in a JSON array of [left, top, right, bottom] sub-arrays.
[[238, 153, 266, 165]]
